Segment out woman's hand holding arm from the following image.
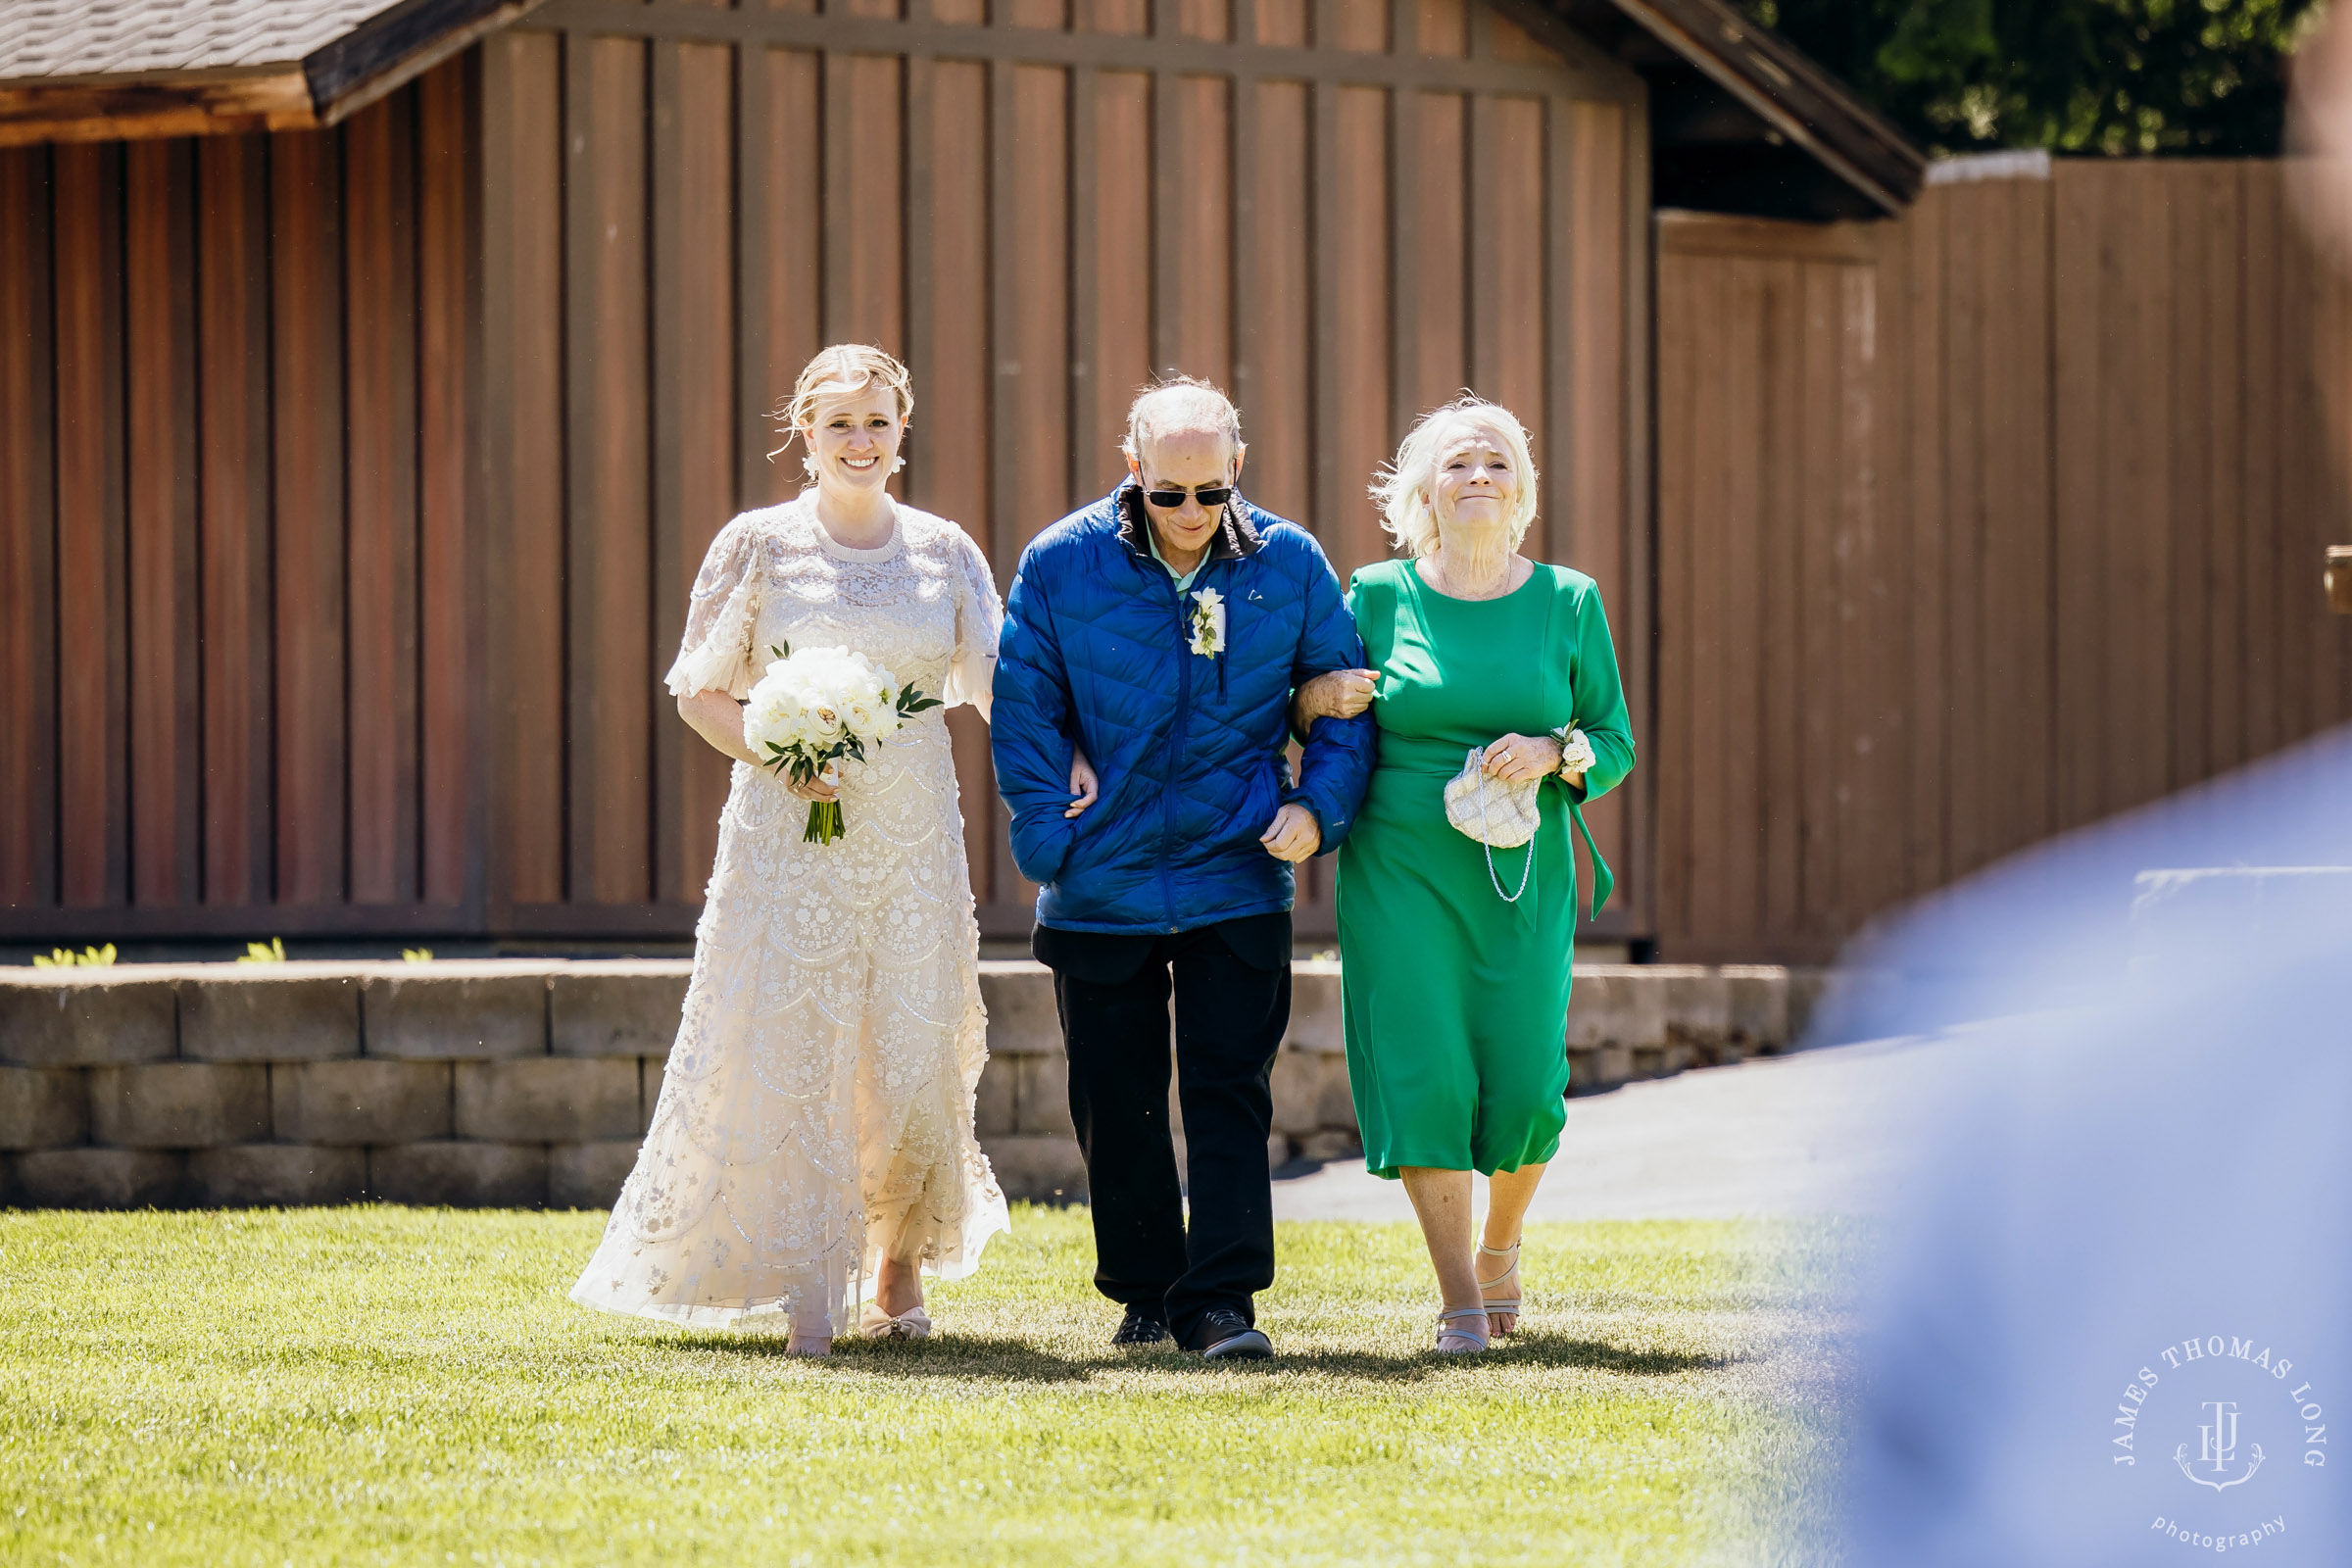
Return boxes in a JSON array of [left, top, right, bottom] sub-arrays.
[[1291, 668, 1378, 732]]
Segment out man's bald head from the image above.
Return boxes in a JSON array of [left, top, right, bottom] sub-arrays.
[[1121, 376, 1245, 468]]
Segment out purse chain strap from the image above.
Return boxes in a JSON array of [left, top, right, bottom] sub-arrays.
[[1474, 760, 1536, 904]]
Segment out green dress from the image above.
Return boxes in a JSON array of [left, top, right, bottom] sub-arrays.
[[1335, 559, 1635, 1180]]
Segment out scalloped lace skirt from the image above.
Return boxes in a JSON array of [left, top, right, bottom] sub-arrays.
[[570, 726, 1008, 1333]]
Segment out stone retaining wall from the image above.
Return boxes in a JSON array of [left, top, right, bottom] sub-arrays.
[[0, 959, 1828, 1207]]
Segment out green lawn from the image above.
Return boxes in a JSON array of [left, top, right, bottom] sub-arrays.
[[0, 1205, 1850, 1567]]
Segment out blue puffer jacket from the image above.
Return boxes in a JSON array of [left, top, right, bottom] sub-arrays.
[[993, 481, 1377, 934]]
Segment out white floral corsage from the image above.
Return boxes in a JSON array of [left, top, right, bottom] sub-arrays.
[[1188, 587, 1226, 658], [1550, 725, 1597, 779]]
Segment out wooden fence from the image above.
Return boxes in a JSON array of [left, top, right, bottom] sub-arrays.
[[1653, 162, 2352, 962]]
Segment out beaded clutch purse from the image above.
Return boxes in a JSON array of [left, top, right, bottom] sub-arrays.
[[1443, 746, 1541, 850], [1444, 730, 1595, 904]]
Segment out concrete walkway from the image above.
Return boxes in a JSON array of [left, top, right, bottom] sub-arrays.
[[1271, 1032, 1974, 1221]]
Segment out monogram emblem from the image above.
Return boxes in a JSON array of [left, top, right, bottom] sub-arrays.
[[2175, 1399, 2266, 1492]]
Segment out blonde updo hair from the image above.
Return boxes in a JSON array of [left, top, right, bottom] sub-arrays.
[[769, 343, 914, 460], [1369, 396, 1541, 558]]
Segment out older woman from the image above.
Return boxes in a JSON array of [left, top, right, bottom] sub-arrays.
[[1295, 397, 1635, 1355]]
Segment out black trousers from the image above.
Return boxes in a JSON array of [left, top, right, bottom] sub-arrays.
[[1035, 912, 1291, 1349]]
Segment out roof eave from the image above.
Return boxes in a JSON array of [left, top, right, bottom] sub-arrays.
[[0, 0, 550, 148], [303, 0, 549, 127], [1605, 0, 1927, 215], [0, 72, 318, 148]]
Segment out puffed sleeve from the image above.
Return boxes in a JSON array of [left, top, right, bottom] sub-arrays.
[[943, 525, 1004, 722], [663, 514, 763, 699]]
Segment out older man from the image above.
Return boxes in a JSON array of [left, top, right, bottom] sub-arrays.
[[992, 376, 1374, 1359]]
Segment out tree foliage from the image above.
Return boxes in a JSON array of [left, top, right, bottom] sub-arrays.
[[1744, 0, 2331, 156]]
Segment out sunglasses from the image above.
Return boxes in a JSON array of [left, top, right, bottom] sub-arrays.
[[1139, 479, 1235, 510]]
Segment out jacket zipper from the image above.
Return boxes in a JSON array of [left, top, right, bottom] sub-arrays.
[[1161, 567, 1188, 932]]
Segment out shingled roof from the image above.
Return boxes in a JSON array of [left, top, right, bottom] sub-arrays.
[[0, 1, 390, 77], [0, 0, 546, 145]]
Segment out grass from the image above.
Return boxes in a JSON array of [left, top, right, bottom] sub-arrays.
[[0, 1205, 1852, 1567]]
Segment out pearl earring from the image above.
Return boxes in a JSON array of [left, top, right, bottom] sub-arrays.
[[892, 455, 907, 473], [802, 455, 817, 478]]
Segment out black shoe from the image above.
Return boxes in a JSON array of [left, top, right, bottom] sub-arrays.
[[1192, 1307, 1272, 1360], [1112, 1306, 1170, 1347]]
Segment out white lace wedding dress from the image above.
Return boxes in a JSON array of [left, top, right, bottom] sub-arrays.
[[571, 494, 1009, 1333]]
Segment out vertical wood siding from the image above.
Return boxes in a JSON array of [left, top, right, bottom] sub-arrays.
[[464, 0, 1652, 942], [51, 143, 130, 911], [0, 1, 1644, 947], [1653, 166, 2352, 963], [0, 64, 478, 940], [0, 147, 59, 913], [195, 137, 276, 910]]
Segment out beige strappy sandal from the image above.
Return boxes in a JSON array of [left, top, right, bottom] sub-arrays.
[[858, 1301, 934, 1341], [1477, 1241, 1522, 1335], [1435, 1305, 1492, 1354]]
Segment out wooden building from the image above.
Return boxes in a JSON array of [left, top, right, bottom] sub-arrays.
[[0, 0, 1926, 956]]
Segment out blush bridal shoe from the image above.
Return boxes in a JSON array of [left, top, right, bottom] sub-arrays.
[[858, 1301, 934, 1341]]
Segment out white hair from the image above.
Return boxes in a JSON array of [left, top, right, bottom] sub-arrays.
[[1369, 396, 1541, 558], [1121, 375, 1243, 463]]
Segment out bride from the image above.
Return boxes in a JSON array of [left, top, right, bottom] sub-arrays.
[[572, 344, 1074, 1354]]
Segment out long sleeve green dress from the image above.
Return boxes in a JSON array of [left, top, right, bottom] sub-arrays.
[[1334, 558, 1636, 1180]]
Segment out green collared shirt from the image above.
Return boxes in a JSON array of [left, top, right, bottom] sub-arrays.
[[1144, 518, 1207, 594]]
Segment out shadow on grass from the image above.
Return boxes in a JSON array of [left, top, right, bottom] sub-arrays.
[[654, 1329, 1730, 1386]]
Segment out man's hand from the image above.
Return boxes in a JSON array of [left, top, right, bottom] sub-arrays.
[[1065, 750, 1101, 818], [1293, 667, 1378, 725], [1259, 802, 1321, 861]]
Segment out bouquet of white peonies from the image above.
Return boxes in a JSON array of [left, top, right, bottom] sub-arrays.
[[742, 641, 942, 845]]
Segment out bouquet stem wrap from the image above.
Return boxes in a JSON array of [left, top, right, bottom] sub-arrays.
[[741, 641, 941, 847]]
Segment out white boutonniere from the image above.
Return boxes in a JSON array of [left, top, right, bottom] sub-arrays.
[[1188, 587, 1226, 659]]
